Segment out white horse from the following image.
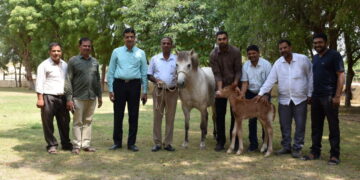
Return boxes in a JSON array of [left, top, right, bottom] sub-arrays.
[[176, 50, 216, 149]]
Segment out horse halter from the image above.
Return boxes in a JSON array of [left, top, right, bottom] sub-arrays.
[[177, 70, 188, 77]]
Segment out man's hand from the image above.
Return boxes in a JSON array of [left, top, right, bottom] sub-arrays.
[[332, 95, 341, 108], [156, 79, 165, 87], [141, 93, 147, 105], [66, 101, 75, 112], [98, 97, 103, 108], [253, 95, 262, 103], [238, 91, 245, 99], [215, 90, 222, 98], [260, 95, 269, 104], [109, 92, 115, 103], [235, 86, 241, 96], [36, 99, 45, 108]]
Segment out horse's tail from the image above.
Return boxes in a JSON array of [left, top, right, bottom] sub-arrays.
[[211, 104, 217, 139]]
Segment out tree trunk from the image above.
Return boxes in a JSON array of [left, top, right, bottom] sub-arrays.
[[19, 62, 22, 87], [13, 62, 18, 87], [344, 32, 354, 107], [22, 47, 35, 90], [101, 64, 106, 92]]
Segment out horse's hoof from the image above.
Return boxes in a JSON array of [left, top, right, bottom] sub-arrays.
[[226, 149, 232, 154], [199, 143, 206, 150], [260, 146, 267, 153], [264, 152, 271, 157], [236, 151, 242, 155], [182, 142, 188, 148]]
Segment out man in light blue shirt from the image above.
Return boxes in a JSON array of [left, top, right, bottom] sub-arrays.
[[107, 28, 148, 152], [148, 37, 178, 152], [239, 45, 272, 152]]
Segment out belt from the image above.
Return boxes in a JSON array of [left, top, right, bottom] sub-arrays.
[[115, 78, 140, 83], [44, 94, 65, 98], [157, 87, 177, 91]]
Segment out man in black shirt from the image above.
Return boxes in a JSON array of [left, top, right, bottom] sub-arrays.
[[303, 33, 345, 165]]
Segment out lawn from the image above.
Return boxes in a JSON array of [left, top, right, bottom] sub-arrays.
[[0, 88, 359, 180]]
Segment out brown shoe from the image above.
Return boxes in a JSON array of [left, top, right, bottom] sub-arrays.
[[72, 148, 80, 154], [83, 147, 96, 152]]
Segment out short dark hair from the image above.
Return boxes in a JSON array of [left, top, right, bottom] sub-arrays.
[[123, 28, 136, 36], [246, 45, 259, 52], [79, 37, 92, 45], [48, 42, 61, 51], [161, 37, 173, 44], [278, 39, 291, 46], [216, 30, 228, 38], [313, 32, 328, 42]]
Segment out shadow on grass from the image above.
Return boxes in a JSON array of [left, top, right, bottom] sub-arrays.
[[1, 112, 360, 179]]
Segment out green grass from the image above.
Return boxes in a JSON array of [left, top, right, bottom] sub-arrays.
[[0, 88, 360, 180]]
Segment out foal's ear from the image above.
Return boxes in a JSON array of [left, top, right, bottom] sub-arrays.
[[190, 49, 194, 55], [175, 50, 179, 55]]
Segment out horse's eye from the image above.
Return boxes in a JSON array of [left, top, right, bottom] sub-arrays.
[[187, 64, 191, 68]]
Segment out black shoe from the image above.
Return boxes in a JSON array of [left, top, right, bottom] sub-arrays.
[[151, 145, 161, 152], [301, 153, 320, 161], [109, 144, 122, 150], [291, 150, 302, 158], [164, 145, 175, 152], [276, 148, 291, 155], [214, 144, 225, 152], [62, 144, 73, 151], [247, 146, 258, 152], [128, 145, 139, 152], [328, 157, 340, 165]]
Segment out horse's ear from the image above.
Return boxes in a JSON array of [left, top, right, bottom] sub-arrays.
[[231, 83, 237, 89], [175, 50, 179, 55], [190, 50, 199, 71]]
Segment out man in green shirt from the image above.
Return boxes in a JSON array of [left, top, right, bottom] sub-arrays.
[[65, 37, 102, 154]]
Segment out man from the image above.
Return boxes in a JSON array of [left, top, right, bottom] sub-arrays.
[[148, 37, 178, 152], [210, 31, 242, 152], [255, 40, 313, 158], [303, 33, 345, 165], [107, 28, 148, 152], [36, 42, 72, 154], [65, 37, 102, 154], [239, 45, 272, 152]]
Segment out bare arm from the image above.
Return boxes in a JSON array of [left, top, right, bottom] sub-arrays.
[[332, 71, 345, 105]]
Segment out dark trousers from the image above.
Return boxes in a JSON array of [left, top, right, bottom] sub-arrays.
[[246, 91, 265, 149], [310, 96, 340, 159], [278, 100, 307, 151], [215, 97, 236, 146], [113, 79, 141, 147], [41, 94, 71, 150]]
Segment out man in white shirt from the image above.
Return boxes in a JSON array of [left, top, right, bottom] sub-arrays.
[[36, 42, 72, 154], [147, 37, 178, 152], [239, 45, 272, 152], [255, 40, 313, 158]]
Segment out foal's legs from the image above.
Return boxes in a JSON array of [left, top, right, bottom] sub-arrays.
[[227, 120, 238, 154], [200, 109, 208, 149], [182, 105, 191, 148], [265, 120, 273, 157], [259, 118, 269, 153], [236, 119, 244, 155]]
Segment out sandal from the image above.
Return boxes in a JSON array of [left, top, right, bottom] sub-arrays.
[[328, 157, 340, 165], [48, 146, 57, 154], [72, 148, 80, 154], [83, 147, 96, 152], [301, 153, 320, 160]]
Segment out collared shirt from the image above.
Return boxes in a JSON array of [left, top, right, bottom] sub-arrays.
[[64, 55, 102, 101], [36, 58, 67, 95], [312, 49, 344, 97], [210, 45, 242, 87], [147, 53, 177, 88], [241, 58, 272, 94], [107, 46, 148, 93], [259, 53, 313, 105]]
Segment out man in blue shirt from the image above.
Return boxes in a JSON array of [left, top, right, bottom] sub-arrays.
[[302, 33, 345, 165], [107, 28, 148, 152], [239, 45, 272, 152]]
